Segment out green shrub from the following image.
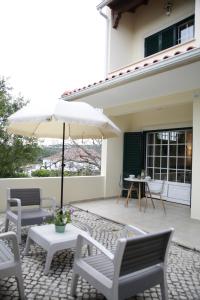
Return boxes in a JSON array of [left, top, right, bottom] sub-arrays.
[[14, 172, 29, 178], [31, 169, 51, 177]]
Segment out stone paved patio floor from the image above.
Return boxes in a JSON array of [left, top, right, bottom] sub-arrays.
[[74, 198, 200, 251], [0, 206, 200, 299]]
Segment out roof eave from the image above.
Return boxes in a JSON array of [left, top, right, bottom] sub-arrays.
[[62, 48, 200, 102]]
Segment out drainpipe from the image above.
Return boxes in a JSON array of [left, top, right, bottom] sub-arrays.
[[97, 5, 111, 194], [97, 7, 110, 76]]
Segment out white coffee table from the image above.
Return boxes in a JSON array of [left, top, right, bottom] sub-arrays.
[[24, 223, 89, 274]]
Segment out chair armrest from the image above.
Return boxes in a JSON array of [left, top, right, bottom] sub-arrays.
[[7, 198, 21, 207], [125, 225, 147, 236], [40, 196, 56, 210], [0, 231, 21, 262], [7, 198, 21, 217], [75, 234, 114, 261]]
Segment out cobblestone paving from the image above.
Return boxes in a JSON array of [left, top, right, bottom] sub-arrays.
[[0, 206, 200, 300]]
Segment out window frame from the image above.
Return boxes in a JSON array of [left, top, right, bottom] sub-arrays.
[[144, 15, 194, 57], [145, 128, 192, 184]]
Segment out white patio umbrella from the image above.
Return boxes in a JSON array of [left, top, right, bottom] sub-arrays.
[[7, 99, 121, 208]]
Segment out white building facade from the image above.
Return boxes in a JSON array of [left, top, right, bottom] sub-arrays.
[[63, 0, 200, 220]]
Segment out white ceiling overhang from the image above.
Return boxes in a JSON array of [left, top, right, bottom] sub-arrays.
[[63, 49, 200, 116]]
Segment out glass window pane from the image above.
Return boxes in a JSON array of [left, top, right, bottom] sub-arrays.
[[169, 170, 176, 182], [177, 157, 185, 169], [147, 156, 153, 167], [155, 145, 161, 156], [161, 157, 167, 168], [186, 131, 192, 144], [147, 168, 153, 179], [148, 145, 154, 156], [147, 133, 154, 144], [177, 22, 194, 44], [155, 133, 162, 144], [154, 168, 160, 180], [155, 157, 160, 168], [186, 157, 192, 170], [161, 145, 168, 156], [178, 132, 185, 144], [178, 145, 185, 156], [186, 143, 192, 157], [161, 169, 167, 180], [169, 145, 177, 156], [169, 157, 176, 169], [160, 132, 169, 144], [170, 131, 178, 144], [177, 171, 184, 183], [185, 171, 191, 183]]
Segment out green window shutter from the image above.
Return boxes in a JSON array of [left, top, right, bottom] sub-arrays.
[[161, 26, 174, 51], [145, 33, 159, 57], [123, 132, 145, 197], [123, 132, 145, 177]]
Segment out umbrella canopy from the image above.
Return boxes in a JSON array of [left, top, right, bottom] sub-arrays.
[[7, 99, 121, 208], [7, 100, 120, 139]]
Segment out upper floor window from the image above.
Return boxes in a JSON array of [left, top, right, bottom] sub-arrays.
[[145, 15, 194, 57]]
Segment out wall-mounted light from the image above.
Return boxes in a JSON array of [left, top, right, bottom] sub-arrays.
[[164, 0, 173, 16]]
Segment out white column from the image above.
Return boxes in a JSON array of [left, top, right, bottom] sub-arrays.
[[191, 93, 200, 220], [195, 0, 200, 47], [101, 135, 123, 198]]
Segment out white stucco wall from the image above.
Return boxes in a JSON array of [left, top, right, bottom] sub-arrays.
[[127, 103, 193, 131], [108, 102, 192, 133], [191, 96, 200, 220], [109, 0, 195, 72], [195, 0, 200, 47], [101, 135, 123, 198], [0, 176, 104, 212]]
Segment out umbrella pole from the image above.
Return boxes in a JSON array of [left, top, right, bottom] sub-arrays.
[[61, 122, 65, 209]]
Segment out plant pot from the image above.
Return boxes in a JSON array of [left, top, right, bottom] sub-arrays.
[[55, 224, 66, 233]]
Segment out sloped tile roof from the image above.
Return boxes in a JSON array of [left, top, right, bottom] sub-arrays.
[[62, 46, 196, 98]]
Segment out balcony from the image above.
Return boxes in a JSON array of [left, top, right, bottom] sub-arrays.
[[109, 39, 196, 77]]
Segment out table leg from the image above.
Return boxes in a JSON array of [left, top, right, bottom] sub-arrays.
[[44, 249, 55, 275], [24, 235, 32, 255], [125, 183, 133, 207], [138, 183, 141, 211]]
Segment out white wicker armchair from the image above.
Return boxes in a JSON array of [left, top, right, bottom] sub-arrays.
[[70, 227, 174, 300], [0, 231, 25, 299]]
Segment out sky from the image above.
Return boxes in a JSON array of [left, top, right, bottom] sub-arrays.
[[0, 0, 106, 105]]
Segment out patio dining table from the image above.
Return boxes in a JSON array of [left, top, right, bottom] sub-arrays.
[[124, 177, 151, 211]]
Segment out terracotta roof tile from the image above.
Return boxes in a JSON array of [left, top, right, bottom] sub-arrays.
[[62, 46, 197, 97]]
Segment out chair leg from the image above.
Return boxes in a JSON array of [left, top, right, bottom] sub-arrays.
[[5, 218, 9, 232], [146, 185, 155, 209], [160, 273, 168, 300], [144, 196, 148, 212], [161, 196, 166, 214], [16, 269, 25, 300], [70, 272, 79, 296], [151, 197, 155, 209], [17, 221, 22, 244]]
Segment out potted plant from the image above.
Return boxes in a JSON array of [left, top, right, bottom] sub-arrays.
[[53, 208, 73, 233]]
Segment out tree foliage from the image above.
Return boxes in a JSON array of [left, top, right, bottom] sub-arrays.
[[0, 78, 41, 178]]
